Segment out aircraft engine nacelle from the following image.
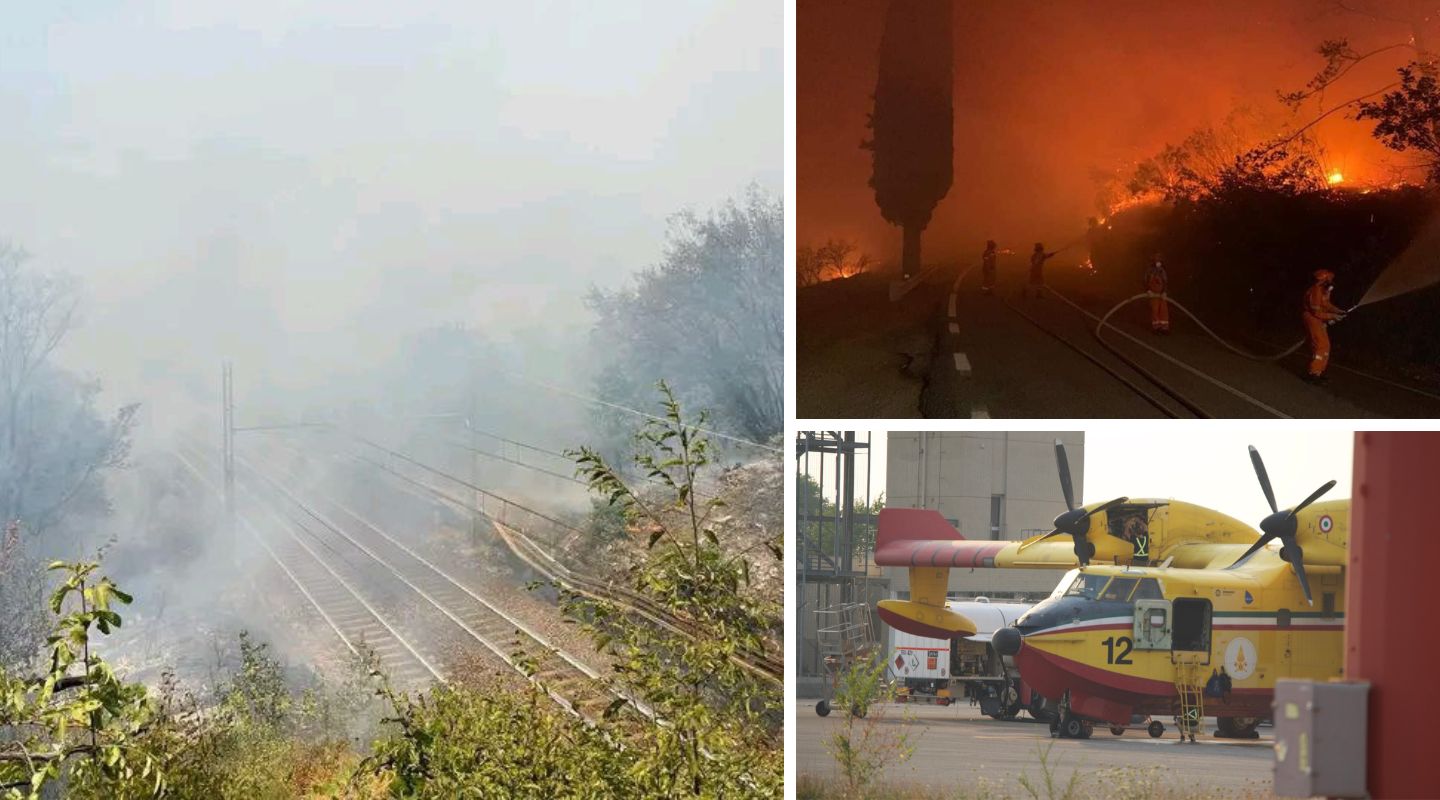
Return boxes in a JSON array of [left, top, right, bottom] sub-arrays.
[[1292, 501, 1349, 567]]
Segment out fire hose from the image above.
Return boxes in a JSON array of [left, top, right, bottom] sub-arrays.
[[1049, 290, 1295, 418], [1096, 293, 1308, 362]]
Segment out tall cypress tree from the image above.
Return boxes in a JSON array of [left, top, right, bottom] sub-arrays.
[[864, 0, 954, 279]]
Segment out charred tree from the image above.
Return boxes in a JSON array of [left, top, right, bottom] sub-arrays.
[[1358, 66, 1440, 182], [864, 0, 953, 279]]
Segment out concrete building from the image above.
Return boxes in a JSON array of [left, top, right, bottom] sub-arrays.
[[883, 431, 1084, 598]]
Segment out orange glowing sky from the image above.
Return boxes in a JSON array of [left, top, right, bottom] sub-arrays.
[[799, 0, 1428, 266]]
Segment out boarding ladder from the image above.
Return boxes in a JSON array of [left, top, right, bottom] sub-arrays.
[[1172, 653, 1206, 743], [815, 602, 876, 716]]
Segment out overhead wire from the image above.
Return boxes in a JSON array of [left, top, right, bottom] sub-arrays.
[[499, 371, 782, 454]]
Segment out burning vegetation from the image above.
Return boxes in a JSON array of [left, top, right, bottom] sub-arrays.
[[800, 0, 1440, 387], [796, 239, 876, 286]]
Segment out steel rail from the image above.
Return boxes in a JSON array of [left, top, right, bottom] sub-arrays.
[[1050, 288, 1289, 418], [315, 436, 784, 684], [1000, 295, 1193, 418], [173, 444, 443, 687], [231, 444, 654, 726]]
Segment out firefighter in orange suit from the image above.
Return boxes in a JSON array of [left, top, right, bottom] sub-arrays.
[[1144, 253, 1170, 334], [1024, 243, 1056, 299], [1302, 269, 1346, 382], [981, 241, 998, 294]]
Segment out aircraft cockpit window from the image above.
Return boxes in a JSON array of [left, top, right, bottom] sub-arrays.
[[1100, 577, 1137, 602], [1131, 578, 1163, 601], [1064, 573, 1109, 599]]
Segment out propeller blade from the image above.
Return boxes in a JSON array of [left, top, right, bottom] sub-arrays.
[[1054, 439, 1075, 512], [1248, 445, 1278, 514], [1227, 534, 1275, 569], [1292, 556, 1313, 606], [1291, 480, 1337, 516], [1085, 496, 1129, 518], [1036, 529, 1063, 542]]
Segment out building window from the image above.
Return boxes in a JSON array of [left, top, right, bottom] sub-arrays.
[[990, 494, 1004, 539]]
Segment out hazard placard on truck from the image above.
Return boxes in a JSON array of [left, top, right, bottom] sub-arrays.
[[882, 595, 1047, 685], [887, 629, 950, 681]]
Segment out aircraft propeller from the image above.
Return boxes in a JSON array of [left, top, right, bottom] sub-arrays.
[[1228, 445, 1336, 605], [1038, 439, 1127, 566]]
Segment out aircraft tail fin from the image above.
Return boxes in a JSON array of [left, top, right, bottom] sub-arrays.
[[874, 508, 963, 564]]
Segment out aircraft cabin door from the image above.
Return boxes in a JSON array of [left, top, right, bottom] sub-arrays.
[[1170, 597, 1213, 664], [1133, 599, 1172, 650]]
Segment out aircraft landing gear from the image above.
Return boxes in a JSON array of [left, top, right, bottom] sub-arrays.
[[816, 700, 830, 717], [987, 684, 1022, 721], [1148, 720, 1165, 739], [1052, 712, 1093, 739]]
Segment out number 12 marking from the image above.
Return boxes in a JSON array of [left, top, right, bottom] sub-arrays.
[[1101, 636, 1134, 665]]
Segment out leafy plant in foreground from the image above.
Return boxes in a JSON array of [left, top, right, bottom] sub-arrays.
[[0, 561, 161, 799], [567, 381, 783, 797], [824, 654, 911, 798]]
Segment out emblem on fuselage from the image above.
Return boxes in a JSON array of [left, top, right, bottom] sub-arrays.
[[1224, 636, 1257, 680]]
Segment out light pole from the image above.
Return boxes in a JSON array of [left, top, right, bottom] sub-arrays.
[[221, 361, 235, 553], [463, 415, 480, 541]]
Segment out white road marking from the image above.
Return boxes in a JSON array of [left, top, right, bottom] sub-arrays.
[[953, 352, 971, 375], [949, 322, 959, 334], [971, 406, 990, 419]]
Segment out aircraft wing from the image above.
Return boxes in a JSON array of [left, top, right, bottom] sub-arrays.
[[875, 536, 1010, 568], [874, 508, 1079, 569], [875, 508, 1073, 639]]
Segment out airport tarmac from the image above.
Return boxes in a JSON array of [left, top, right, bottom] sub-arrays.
[[797, 702, 1276, 796]]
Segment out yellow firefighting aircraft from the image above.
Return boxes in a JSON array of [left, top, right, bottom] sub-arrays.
[[876, 442, 1347, 741]]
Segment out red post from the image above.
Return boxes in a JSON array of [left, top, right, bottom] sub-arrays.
[[1348, 432, 1440, 798]]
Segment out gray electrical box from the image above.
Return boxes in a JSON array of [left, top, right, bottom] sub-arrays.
[[1272, 679, 1368, 799]]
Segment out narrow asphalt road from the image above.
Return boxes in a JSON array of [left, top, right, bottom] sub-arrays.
[[796, 261, 1440, 419]]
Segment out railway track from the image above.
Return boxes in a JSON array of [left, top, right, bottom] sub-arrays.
[[493, 519, 785, 685], [1001, 294, 1194, 418], [999, 290, 1290, 418], [172, 444, 442, 690], [283, 430, 785, 686], [175, 438, 654, 728]]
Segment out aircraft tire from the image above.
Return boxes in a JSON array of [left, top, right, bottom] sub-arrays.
[[1110, 725, 1125, 736], [1148, 721, 1165, 738], [1060, 716, 1086, 739], [989, 699, 1023, 721], [1215, 716, 1261, 739], [816, 701, 830, 717]]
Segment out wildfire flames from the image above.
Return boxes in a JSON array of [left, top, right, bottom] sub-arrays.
[[1327, 170, 1345, 185]]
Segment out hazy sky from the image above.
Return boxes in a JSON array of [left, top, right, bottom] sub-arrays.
[[2, 1, 780, 403], [803, 429, 1355, 527]]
